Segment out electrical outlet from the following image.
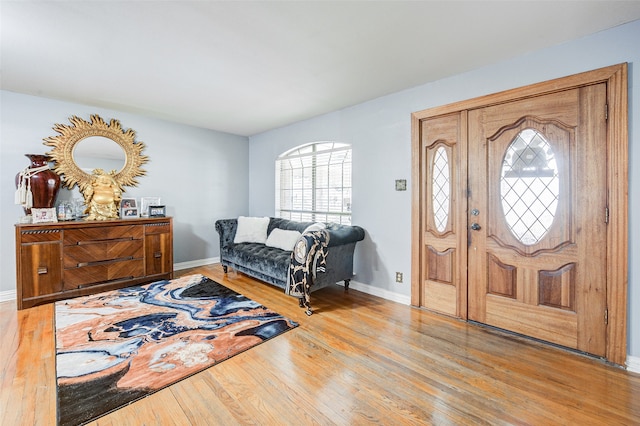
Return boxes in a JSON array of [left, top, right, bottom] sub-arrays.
[[395, 272, 403, 283]]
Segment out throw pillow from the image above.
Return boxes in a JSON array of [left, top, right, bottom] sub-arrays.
[[303, 222, 326, 234], [234, 216, 270, 244], [265, 228, 302, 251]]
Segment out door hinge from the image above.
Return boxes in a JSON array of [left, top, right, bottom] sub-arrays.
[[605, 308, 609, 325], [605, 103, 608, 121], [605, 207, 609, 224]]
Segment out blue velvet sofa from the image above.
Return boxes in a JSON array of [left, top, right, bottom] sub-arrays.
[[215, 217, 365, 292]]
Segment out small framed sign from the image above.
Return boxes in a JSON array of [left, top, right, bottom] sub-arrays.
[[32, 208, 58, 224], [149, 205, 166, 217]]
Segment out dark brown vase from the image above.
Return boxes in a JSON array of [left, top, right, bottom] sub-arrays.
[[15, 154, 61, 215]]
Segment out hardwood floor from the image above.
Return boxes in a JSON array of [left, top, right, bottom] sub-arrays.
[[2, 263, 639, 425]]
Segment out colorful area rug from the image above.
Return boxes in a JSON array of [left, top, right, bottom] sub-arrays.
[[55, 274, 298, 426]]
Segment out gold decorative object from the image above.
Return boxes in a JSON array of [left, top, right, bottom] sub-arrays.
[[44, 115, 148, 221]]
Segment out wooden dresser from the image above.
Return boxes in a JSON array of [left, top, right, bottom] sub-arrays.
[[15, 217, 173, 309]]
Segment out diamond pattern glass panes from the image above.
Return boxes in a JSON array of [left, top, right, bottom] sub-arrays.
[[500, 129, 559, 245], [432, 146, 450, 232]]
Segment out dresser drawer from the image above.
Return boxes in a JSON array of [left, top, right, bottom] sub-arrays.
[[64, 225, 143, 245], [20, 228, 63, 243], [63, 239, 144, 268], [144, 221, 171, 235], [63, 259, 145, 289]]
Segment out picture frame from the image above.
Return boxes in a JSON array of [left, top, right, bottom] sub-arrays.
[[149, 205, 166, 217], [121, 207, 139, 219], [140, 197, 161, 217], [121, 198, 137, 209], [31, 208, 58, 224]]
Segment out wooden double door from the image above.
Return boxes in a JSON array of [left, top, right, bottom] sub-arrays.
[[411, 65, 628, 365]]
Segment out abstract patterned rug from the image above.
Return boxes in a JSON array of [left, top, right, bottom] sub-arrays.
[[55, 274, 298, 426]]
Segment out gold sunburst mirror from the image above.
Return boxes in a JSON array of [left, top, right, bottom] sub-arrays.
[[44, 114, 148, 220]]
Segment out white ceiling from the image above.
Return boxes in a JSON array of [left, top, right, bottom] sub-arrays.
[[2, 1, 640, 136]]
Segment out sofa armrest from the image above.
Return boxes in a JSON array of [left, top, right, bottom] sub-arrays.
[[325, 223, 365, 247], [215, 218, 238, 249]]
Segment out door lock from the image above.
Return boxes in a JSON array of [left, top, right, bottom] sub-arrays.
[[471, 223, 481, 231]]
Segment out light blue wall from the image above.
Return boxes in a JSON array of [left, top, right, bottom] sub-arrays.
[[1, 90, 250, 295], [249, 20, 640, 357]]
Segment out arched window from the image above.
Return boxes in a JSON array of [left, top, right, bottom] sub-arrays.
[[276, 142, 352, 224]]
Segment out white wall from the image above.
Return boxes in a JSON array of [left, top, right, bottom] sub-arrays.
[[1, 91, 250, 297], [249, 20, 640, 357]]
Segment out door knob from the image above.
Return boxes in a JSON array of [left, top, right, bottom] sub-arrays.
[[471, 223, 481, 231]]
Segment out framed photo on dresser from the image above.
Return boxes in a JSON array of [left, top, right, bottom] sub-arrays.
[[121, 207, 139, 218], [149, 205, 166, 217], [121, 198, 137, 209], [141, 197, 161, 217], [120, 198, 139, 219]]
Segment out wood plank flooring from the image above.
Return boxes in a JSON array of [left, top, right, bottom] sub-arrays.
[[2, 264, 639, 425]]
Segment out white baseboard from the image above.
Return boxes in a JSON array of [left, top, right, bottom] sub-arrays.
[[339, 279, 411, 305], [627, 355, 640, 374], [174, 257, 219, 271], [0, 289, 17, 303]]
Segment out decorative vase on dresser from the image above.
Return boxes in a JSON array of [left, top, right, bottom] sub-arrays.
[[15, 154, 61, 214]]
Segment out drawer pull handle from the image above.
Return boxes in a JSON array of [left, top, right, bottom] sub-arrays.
[[76, 237, 135, 245], [77, 256, 134, 267], [154, 252, 162, 258], [37, 266, 48, 275]]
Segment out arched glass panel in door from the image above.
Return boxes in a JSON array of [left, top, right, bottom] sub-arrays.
[[500, 129, 559, 245], [432, 146, 450, 232]]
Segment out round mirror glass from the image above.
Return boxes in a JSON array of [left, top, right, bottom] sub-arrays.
[[73, 136, 126, 173]]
